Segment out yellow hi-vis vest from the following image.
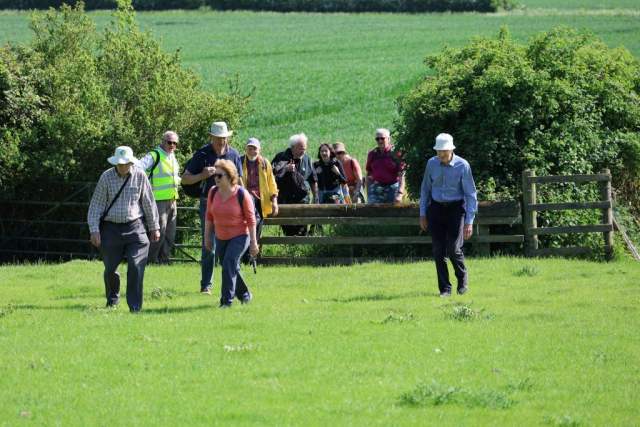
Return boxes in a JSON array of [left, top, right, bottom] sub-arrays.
[[146, 150, 180, 200]]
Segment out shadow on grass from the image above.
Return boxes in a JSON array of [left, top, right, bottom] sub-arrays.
[[13, 303, 213, 314], [318, 291, 434, 303]]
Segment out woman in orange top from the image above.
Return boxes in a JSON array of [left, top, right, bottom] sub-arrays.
[[204, 160, 259, 308], [333, 142, 365, 203]]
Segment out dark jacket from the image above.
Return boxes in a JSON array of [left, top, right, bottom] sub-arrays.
[[272, 148, 317, 204], [314, 158, 347, 191]]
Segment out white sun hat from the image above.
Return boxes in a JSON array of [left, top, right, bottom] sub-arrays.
[[209, 121, 233, 137], [433, 133, 456, 150], [108, 146, 138, 165]]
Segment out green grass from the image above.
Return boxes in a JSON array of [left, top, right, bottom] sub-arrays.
[[1, 9, 640, 166], [0, 258, 639, 425]]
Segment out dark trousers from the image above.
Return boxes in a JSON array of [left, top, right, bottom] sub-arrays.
[[216, 234, 251, 305], [99, 218, 150, 310], [426, 200, 468, 293]]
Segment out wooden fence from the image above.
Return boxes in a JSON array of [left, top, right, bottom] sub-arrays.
[[522, 168, 613, 259]]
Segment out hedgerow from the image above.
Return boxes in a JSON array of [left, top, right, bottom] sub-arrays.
[[0, 0, 518, 12], [394, 26, 640, 249]]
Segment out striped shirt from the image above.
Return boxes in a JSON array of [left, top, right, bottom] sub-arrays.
[[87, 167, 159, 234]]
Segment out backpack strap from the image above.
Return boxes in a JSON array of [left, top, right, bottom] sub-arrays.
[[148, 150, 161, 184]]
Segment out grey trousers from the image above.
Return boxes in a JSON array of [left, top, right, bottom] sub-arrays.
[[99, 218, 150, 310], [148, 199, 177, 264]]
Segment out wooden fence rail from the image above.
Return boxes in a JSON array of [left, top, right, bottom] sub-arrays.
[[522, 168, 613, 259]]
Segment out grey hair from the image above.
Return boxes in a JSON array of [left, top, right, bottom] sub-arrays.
[[288, 133, 308, 148], [375, 128, 390, 138], [162, 130, 179, 141]]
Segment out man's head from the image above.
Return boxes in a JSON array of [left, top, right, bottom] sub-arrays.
[[161, 131, 179, 155], [209, 121, 233, 153], [108, 146, 137, 176], [245, 138, 261, 161], [433, 133, 456, 164], [375, 128, 391, 150], [289, 133, 308, 159]]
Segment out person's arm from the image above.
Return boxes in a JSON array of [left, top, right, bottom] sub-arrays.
[[265, 161, 280, 216], [311, 182, 319, 204], [181, 153, 215, 185], [353, 159, 363, 193], [420, 161, 433, 231], [134, 152, 154, 171], [394, 171, 405, 203], [88, 173, 108, 246], [249, 224, 259, 256], [204, 219, 214, 251], [461, 163, 478, 240], [140, 171, 160, 242], [333, 160, 347, 184]]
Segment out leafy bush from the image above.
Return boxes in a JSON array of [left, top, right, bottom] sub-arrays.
[[0, 0, 207, 11], [395, 26, 640, 249], [0, 0, 250, 193]]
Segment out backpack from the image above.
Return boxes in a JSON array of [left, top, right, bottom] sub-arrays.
[[210, 186, 261, 222], [181, 150, 207, 198]]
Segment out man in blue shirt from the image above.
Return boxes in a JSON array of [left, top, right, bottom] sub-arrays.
[[420, 133, 478, 297], [181, 122, 243, 295]]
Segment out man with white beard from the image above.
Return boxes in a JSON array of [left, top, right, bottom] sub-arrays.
[[240, 138, 279, 262]]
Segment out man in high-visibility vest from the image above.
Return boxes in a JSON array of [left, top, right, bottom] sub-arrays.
[[136, 131, 181, 265]]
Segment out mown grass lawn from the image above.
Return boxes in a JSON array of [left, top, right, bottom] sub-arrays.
[[0, 258, 638, 425]]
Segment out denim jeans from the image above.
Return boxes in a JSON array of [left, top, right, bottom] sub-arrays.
[[199, 198, 216, 290], [215, 234, 251, 305], [367, 181, 398, 203]]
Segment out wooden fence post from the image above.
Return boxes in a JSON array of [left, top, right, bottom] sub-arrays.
[[599, 168, 614, 260], [522, 169, 538, 256]]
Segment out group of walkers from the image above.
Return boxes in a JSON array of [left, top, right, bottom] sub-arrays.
[[87, 121, 477, 312]]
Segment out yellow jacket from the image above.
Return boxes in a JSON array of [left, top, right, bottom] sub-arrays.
[[242, 155, 279, 217]]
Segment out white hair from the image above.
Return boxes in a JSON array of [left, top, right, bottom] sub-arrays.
[[375, 128, 390, 138], [288, 133, 308, 148], [162, 130, 179, 141]]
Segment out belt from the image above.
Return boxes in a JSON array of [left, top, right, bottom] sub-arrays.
[[432, 199, 463, 206], [106, 218, 140, 226]]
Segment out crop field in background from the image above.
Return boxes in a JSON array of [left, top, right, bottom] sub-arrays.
[[0, 257, 639, 424], [1, 3, 640, 165]]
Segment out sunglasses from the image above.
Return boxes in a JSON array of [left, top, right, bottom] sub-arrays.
[[375, 137, 387, 141], [164, 140, 178, 146], [336, 151, 346, 155], [214, 173, 227, 179]]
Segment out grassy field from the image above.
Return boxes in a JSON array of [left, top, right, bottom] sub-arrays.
[[1, 5, 640, 165], [0, 257, 638, 425]]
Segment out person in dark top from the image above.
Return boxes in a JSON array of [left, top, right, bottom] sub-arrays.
[[272, 133, 319, 236], [314, 143, 347, 204], [181, 121, 243, 295]]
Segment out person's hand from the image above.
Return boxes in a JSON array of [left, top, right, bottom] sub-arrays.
[[91, 232, 101, 247], [249, 240, 259, 257], [204, 236, 213, 251], [420, 216, 428, 231], [315, 166, 323, 174], [271, 200, 279, 216], [331, 165, 340, 175], [463, 224, 473, 240], [285, 162, 296, 172], [203, 166, 216, 177], [394, 192, 403, 203], [150, 230, 160, 242], [313, 196, 320, 204]]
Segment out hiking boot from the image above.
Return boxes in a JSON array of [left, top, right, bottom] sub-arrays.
[[438, 292, 452, 298]]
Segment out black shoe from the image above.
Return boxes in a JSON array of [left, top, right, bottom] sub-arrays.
[[457, 287, 468, 295], [106, 301, 118, 308], [438, 292, 452, 298], [129, 308, 141, 313], [219, 302, 233, 309], [241, 294, 252, 305]]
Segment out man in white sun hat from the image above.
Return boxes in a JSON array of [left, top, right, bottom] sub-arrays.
[[181, 121, 243, 295], [419, 133, 477, 297], [88, 146, 160, 312]]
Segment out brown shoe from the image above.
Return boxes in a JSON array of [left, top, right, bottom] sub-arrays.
[[201, 288, 211, 295]]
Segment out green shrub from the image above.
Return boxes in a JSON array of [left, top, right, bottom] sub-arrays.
[[0, 0, 250, 194], [395, 26, 640, 249]]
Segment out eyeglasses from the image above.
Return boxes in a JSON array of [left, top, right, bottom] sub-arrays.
[[214, 173, 227, 179], [164, 140, 178, 146], [375, 137, 387, 141], [336, 151, 346, 155]]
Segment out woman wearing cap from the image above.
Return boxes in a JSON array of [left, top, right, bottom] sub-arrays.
[[332, 142, 365, 203], [204, 160, 259, 308], [314, 143, 347, 204]]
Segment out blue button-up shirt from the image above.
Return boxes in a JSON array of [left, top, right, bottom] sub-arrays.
[[419, 154, 478, 225]]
